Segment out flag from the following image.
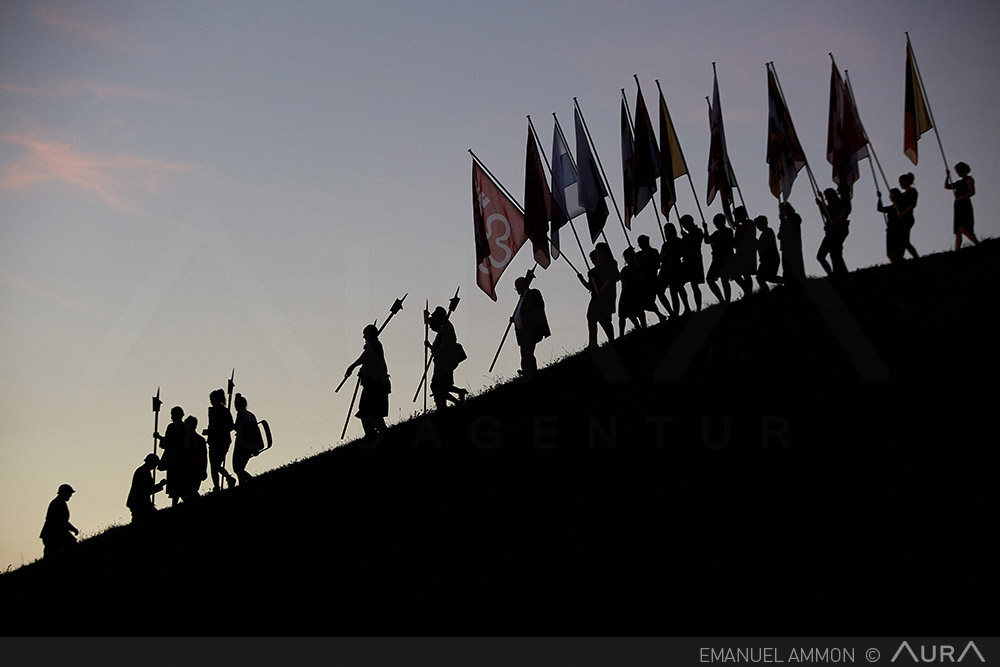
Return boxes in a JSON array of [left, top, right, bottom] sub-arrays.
[[706, 71, 735, 212], [575, 106, 609, 243], [904, 39, 933, 165], [766, 65, 807, 202], [523, 124, 556, 269], [550, 115, 585, 258], [473, 158, 527, 301], [658, 88, 687, 217], [632, 83, 660, 218], [621, 98, 635, 228], [826, 62, 869, 199]]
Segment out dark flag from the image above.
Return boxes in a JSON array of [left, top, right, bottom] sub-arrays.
[[550, 116, 585, 258], [621, 98, 636, 228], [524, 124, 557, 269], [903, 39, 933, 165], [473, 158, 527, 301], [658, 88, 687, 217], [827, 62, 869, 200], [575, 106, 609, 242], [766, 65, 807, 202], [706, 70, 735, 215], [632, 83, 660, 218]]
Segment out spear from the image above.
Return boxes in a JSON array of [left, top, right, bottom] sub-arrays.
[[423, 299, 429, 411], [339, 293, 407, 440], [413, 286, 460, 403], [151, 387, 161, 507], [227, 369, 235, 411]]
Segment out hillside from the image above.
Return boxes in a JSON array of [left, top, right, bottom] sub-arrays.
[[2, 240, 997, 636]]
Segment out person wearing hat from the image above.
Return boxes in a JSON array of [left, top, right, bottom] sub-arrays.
[[426, 305, 467, 409], [512, 275, 550, 381], [345, 323, 391, 442], [40, 483, 79, 558], [127, 453, 167, 523]]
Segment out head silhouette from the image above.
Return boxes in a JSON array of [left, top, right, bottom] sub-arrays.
[[955, 162, 970, 177], [899, 172, 915, 188], [637, 234, 650, 249], [57, 483, 75, 499], [664, 222, 678, 239], [362, 323, 379, 340], [514, 277, 528, 294], [754, 215, 769, 231], [234, 393, 247, 411], [713, 213, 727, 230], [679, 214, 694, 231], [210, 389, 225, 406], [170, 406, 184, 422]]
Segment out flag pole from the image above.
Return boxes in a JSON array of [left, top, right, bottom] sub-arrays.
[[655, 78, 706, 228], [413, 286, 461, 403], [625, 79, 667, 243], [469, 149, 524, 215], [574, 97, 629, 249], [552, 113, 594, 273], [712, 63, 749, 215], [906, 32, 950, 177], [528, 115, 581, 271], [151, 387, 161, 508], [844, 68, 891, 193], [769, 61, 824, 203]]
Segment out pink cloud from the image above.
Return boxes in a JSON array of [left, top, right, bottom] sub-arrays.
[[0, 269, 90, 314], [34, 6, 150, 54], [1, 133, 195, 212], [1, 80, 169, 102]]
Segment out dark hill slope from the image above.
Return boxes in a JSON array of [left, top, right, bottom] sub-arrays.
[[3, 241, 997, 635]]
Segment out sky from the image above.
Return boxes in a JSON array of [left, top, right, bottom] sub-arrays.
[[2, 0, 999, 570]]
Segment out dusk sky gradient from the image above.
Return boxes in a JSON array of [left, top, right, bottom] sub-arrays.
[[2, 0, 998, 569]]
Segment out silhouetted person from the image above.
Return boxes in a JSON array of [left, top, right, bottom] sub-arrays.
[[426, 306, 467, 409], [679, 215, 707, 311], [126, 453, 166, 523], [897, 172, 919, 258], [660, 222, 690, 316], [635, 235, 668, 323], [877, 188, 905, 264], [233, 393, 264, 485], [40, 484, 78, 559], [512, 276, 550, 381], [577, 246, 618, 347], [816, 187, 851, 278], [706, 213, 734, 303], [731, 206, 757, 298], [184, 416, 208, 501], [945, 162, 979, 250], [205, 389, 237, 492], [618, 247, 645, 336], [777, 202, 805, 283], [154, 406, 190, 506], [345, 323, 391, 441], [754, 215, 782, 292]]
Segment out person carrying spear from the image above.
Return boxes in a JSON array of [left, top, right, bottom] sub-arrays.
[[338, 294, 406, 440], [425, 303, 467, 409], [344, 323, 391, 443]]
